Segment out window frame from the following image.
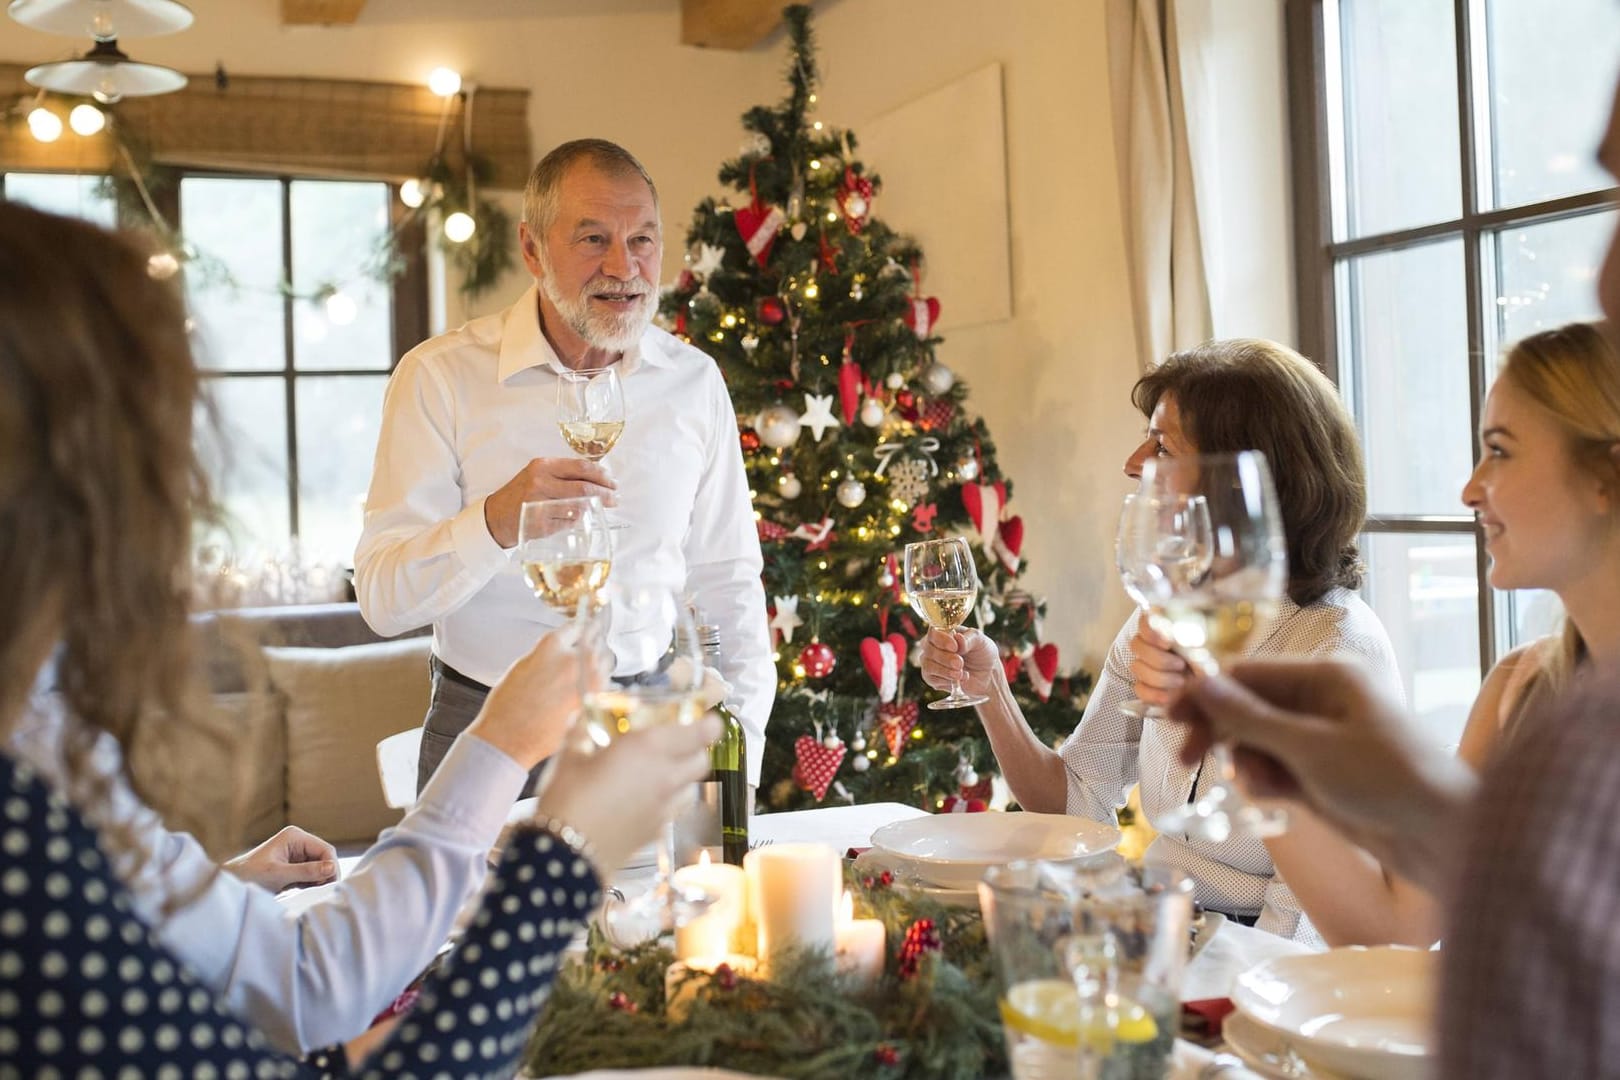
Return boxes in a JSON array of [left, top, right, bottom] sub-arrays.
[[1286, 0, 1620, 675]]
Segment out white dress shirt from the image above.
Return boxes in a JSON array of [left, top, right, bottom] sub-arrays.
[[354, 286, 774, 781], [1060, 588, 1403, 943], [8, 697, 528, 1054]]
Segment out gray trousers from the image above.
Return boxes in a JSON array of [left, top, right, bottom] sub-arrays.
[[417, 655, 547, 797]]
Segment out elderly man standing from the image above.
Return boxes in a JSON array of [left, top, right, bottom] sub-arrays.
[[356, 139, 772, 795]]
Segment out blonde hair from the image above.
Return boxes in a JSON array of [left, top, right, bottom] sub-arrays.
[[1498, 321, 1620, 698]]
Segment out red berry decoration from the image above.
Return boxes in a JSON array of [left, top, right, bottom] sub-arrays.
[[879, 870, 894, 887], [757, 295, 786, 326], [597, 955, 623, 973], [897, 917, 943, 980], [607, 991, 637, 1013], [799, 641, 836, 679], [874, 1044, 900, 1067], [740, 429, 762, 453], [714, 962, 738, 991]]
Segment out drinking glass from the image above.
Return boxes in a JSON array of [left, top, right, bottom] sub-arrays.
[[904, 536, 989, 709], [1130, 451, 1290, 843], [576, 580, 712, 939], [517, 497, 613, 618], [1113, 492, 1209, 721], [557, 366, 628, 528]]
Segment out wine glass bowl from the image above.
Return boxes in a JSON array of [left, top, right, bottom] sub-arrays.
[[904, 537, 990, 710], [517, 497, 613, 618], [556, 366, 626, 462], [1130, 452, 1289, 843]]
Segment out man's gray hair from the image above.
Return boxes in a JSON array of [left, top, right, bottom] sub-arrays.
[[522, 139, 660, 239]]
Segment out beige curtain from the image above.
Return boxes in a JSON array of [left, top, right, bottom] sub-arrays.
[[1110, 0, 1214, 370]]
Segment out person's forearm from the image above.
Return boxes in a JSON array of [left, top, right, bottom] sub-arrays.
[[975, 673, 1069, 814], [1265, 809, 1442, 947]]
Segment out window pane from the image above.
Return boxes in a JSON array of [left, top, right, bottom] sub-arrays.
[[295, 376, 386, 565], [4, 172, 116, 227], [290, 180, 394, 371], [1337, 0, 1461, 238], [1341, 238, 1473, 516], [197, 377, 289, 558], [1492, 208, 1617, 344], [1361, 532, 1480, 747], [1486, 0, 1620, 209], [183, 177, 286, 372]]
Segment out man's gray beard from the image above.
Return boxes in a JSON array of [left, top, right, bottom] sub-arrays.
[[538, 253, 654, 352]]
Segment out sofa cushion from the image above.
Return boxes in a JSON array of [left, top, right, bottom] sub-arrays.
[[193, 603, 428, 695], [264, 636, 433, 844]]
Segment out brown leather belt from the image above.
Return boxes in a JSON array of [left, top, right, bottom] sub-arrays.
[[431, 655, 491, 695]]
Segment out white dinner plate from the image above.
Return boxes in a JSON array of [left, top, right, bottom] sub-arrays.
[[868, 811, 1120, 890], [1230, 946, 1433, 1080], [1223, 1010, 1343, 1079], [849, 848, 980, 907]]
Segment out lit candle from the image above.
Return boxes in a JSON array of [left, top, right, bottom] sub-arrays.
[[834, 890, 887, 988], [672, 852, 749, 961], [664, 954, 758, 1022], [744, 842, 841, 976]]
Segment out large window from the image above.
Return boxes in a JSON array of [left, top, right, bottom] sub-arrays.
[[2, 170, 427, 571], [1289, 0, 1620, 744]]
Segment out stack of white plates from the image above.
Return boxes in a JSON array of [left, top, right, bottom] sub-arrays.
[[1227, 946, 1435, 1079], [865, 811, 1120, 902]]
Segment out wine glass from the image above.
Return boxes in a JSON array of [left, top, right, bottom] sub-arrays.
[[904, 537, 990, 709], [1115, 491, 1213, 719], [557, 366, 628, 528], [1130, 451, 1289, 843], [576, 579, 713, 939], [517, 497, 613, 618]]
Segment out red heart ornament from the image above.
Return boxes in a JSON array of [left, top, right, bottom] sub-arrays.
[[859, 634, 909, 703], [994, 515, 1025, 574], [793, 735, 846, 802], [735, 200, 785, 267], [917, 398, 955, 432], [961, 775, 994, 802], [903, 296, 941, 339], [941, 795, 987, 814], [1026, 643, 1060, 702], [878, 701, 920, 758], [960, 481, 1007, 546], [1001, 653, 1022, 685]]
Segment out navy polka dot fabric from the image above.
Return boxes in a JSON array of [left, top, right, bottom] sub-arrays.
[[1, 751, 599, 1076]]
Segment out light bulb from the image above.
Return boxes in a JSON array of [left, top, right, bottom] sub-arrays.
[[27, 107, 63, 143], [427, 67, 462, 97], [89, 5, 116, 40], [324, 290, 358, 326], [146, 252, 180, 280], [443, 211, 476, 243], [399, 178, 426, 208], [69, 104, 105, 136]]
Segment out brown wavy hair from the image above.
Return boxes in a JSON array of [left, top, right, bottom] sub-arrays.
[[0, 203, 204, 820], [1132, 338, 1367, 606]]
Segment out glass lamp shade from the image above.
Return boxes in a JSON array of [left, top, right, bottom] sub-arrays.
[[26, 38, 186, 102], [9, 0, 193, 40]]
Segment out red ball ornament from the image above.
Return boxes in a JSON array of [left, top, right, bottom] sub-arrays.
[[740, 429, 762, 453], [607, 991, 638, 1013], [757, 295, 787, 326], [874, 1045, 900, 1067], [895, 389, 916, 409], [799, 641, 836, 678]]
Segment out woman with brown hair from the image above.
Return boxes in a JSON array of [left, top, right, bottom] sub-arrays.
[[921, 338, 1403, 943], [0, 201, 717, 1073]]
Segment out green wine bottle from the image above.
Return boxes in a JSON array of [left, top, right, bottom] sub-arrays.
[[697, 624, 750, 866]]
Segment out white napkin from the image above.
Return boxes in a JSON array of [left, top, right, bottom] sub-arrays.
[[1172, 1039, 1267, 1079]]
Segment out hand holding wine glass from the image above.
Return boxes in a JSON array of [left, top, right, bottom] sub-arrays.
[[904, 537, 990, 710], [517, 497, 613, 618], [1114, 491, 1205, 720], [1130, 451, 1290, 843]]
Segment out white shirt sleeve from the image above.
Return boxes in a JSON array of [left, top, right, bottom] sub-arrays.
[[1060, 618, 1144, 822], [353, 349, 511, 638], [132, 733, 527, 1053], [683, 368, 774, 784]]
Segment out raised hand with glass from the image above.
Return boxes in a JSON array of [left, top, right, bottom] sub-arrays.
[[517, 497, 613, 618], [1130, 451, 1289, 843], [1113, 491, 1209, 721], [904, 536, 989, 709]]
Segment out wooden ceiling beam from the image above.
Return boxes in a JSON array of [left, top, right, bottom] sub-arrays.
[[680, 0, 791, 50], [281, 0, 367, 26]]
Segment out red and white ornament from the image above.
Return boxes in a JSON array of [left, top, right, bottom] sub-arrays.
[[877, 700, 919, 758], [940, 795, 987, 813], [993, 515, 1025, 574], [1025, 643, 1060, 702], [859, 633, 908, 703], [961, 481, 1008, 551], [836, 167, 875, 233], [799, 640, 837, 679], [793, 734, 846, 802], [735, 198, 785, 267], [903, 296, 941, 339]]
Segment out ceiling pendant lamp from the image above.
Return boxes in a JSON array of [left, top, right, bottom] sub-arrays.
[[8, 0, 193, 40], [25, 37, 187, 102]]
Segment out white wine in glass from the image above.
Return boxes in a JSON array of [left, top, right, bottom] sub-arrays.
[[904, 537, 990, 710], [557, 366, 628, 528], [517, 497, 612, 618], [1131, 451, 1290, 843]]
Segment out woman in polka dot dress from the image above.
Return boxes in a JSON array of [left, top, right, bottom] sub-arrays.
[[0, 202, 719, 1075]]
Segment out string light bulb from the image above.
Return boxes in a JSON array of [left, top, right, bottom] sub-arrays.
[[427, 67, 462, 98], [324, 290, 358, 326], [399, 178, 426, 208], [443, 211, 476, 243], [27, 106, 62, 142], [68, 103, 105, 136]]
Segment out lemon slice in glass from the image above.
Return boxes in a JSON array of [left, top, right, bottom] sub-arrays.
[[1000, 979, 1161, 1052]]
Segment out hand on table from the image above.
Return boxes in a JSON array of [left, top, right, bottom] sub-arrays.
[[483, 457, 617, 548], [1128, 609, 1189, 710], [918, 628, 1001, 701], [225, 825, 338, 892]]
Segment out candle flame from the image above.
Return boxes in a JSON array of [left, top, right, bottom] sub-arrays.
[[698, 850, 712, 867], [839, 889, 854, 924]]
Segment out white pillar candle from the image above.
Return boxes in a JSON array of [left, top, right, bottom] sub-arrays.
[[664, 954, 758, 1022], [833, 889, 887, 988], [672, 854, 749, 960], [744, 842, 841, 976]]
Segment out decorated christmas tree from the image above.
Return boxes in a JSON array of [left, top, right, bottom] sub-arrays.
[[660, 5, 1091, 813]]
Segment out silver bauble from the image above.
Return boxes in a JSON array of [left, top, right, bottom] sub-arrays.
[[823, 734, 841, 750], [851, 754, 870, 773], [778, 473, 803, 499], [851, 732, 867, 752], [958, 455, 980, 481], [836, 477, 867, 508], [885, 372, 905, 390], [757, 405, 802, 449], [845, 194, 868, 219], [859, 398, 886, 427], [920, 361, 956, 395]]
